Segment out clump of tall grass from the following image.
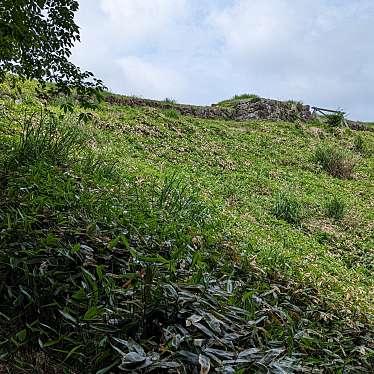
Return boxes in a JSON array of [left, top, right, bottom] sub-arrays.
[[325, 196, 346, 221], [163, 108, 180, 119], [125, 174, 211, 248], [77, 150, 119, 181], [273, 191, 303, 224], [353, 134, 367, 154], [314, 144, 355, 179], [6, 111, 86, 169]]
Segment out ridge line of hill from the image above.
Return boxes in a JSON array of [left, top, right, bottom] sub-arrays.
[[105, 94, 374, 132]]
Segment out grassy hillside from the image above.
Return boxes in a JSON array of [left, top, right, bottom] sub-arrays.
[[1, 79, 373, 372]]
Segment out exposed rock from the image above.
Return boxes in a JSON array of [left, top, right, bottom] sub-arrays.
[[346, 120, 373, 132], [232, 99, 312, 122], [105, 96, 313, 123]]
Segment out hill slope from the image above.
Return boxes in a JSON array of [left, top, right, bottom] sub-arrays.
[[0, 79, 373, 372]]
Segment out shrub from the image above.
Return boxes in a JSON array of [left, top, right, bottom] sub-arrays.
[[163, 108, 180, 119], [273, 192, 303, 224], [325, 196, 346, 221], [314, 144, 355, 179], [326, 113, 344, 127], [353, 134, 366, 154]]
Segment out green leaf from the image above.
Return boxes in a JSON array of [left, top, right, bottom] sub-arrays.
[[84, 306, 100, 320], [39, 338, 60, 348], [96, 265, 105, 280], [15, 329, 27, 342], [59, 310, 77, 324], [78, 111, 93, 124], [140, 255, 169, 264], [61, 102, 75, 114], [70, 243, 81, 254], [64, 345, 83, 361], [72, 287, 85, 301]]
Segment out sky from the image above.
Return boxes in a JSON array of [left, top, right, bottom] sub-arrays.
[[72, 0, 374, 121]]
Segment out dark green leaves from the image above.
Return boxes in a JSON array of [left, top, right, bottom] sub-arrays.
[[0, 0, 105, 96], [83, 307, 101, 321]]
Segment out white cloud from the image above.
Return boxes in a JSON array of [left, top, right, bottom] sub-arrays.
[[208, 0, 374, 118], [210, 1, 308, 57], [115, 56, 186, 99], [72, 0, 374, 120], [99, 0, 189, 51]]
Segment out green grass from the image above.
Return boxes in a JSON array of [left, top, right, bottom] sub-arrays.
[[314, 143, 356, 179], [5, 111, 86, 169], [231, 93, 259, 101], [325, 196, 347, 221], [273, 191, 303, 224], [354, 134, 367, 154], [217, 93, 260, 107], [163, 108, 180, 119], [1, 78, 374, 372]]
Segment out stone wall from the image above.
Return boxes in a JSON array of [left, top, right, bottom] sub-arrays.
[[346, 120, 374, 132], [105, 96, 313, 122], [230, 99, 312, 122]]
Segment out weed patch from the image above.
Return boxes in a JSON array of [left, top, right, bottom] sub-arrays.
[[231, 93, 259, 101], [5, 111, 86, 170], [314, 144, 355, 179], [163, 108, 180, 119], [325, 196, 346, 221], [354, 134, 367, 154], [217, 93, 260, 107], [273, 191, 303, 224]]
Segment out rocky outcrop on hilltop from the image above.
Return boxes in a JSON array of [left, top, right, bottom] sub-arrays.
[[230, 99, 312, 122], [105, 96, 313, 122]]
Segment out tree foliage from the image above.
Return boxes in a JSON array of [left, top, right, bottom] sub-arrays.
[[0, 0, 104, 96]]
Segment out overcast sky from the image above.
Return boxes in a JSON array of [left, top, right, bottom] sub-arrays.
[[72, 0, 374, 121]]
